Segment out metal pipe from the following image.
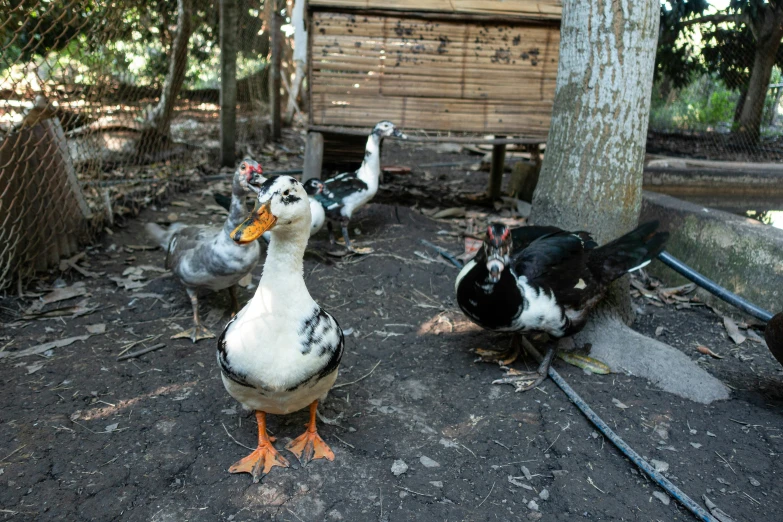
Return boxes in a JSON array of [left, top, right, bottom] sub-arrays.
[[657, 251, 773, 323]]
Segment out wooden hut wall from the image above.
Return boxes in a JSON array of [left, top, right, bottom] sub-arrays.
[[309, 11, 560, 136], [308, 0, 562, 20]]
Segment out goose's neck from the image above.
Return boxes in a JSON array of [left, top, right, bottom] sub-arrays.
[[257, 225, 310, 293], [223, 190, 249, 235], [357, 134, 382, 186]]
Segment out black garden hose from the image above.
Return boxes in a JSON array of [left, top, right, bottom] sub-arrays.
[[657, 251, 774, 323]]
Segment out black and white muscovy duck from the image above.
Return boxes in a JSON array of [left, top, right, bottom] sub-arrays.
[[455, 221, 669, 391], [144, 159, 264, 342], [218, 175, 344, 482], [213, 178, 327, 240], [316, 120, 406, 253]]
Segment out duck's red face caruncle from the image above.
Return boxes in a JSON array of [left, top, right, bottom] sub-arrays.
[[484, 223, 512, 283], [239, 160, 264, 186]]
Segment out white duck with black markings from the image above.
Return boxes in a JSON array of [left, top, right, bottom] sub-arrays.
[[317, 120, 406, 252], [217, 175, 344, 482]]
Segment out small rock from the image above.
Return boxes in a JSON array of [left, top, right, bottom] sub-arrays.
[[521, 465, 533, 480], [391, 460, 408, 476], [707, 431, 717, 437], [690, 442, 702, 449], [527, 500, 539, 511], [749, 477, 760, 487], [430, 481, 443, 488], [539, 489, 550, 501], [652, 491, 670, 505], [650, 459, 669, 473], [419, 456, 440, 468], [527, 512, 543, 521]]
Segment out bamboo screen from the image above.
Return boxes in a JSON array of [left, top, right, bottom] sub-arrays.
[[308, 0, 562, 20], [309, 12, 560, 136]]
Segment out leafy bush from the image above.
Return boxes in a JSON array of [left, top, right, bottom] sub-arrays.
[[650, 70, 783, 134]]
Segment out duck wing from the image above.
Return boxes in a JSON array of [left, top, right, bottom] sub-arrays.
[[165, 225, 217, 270], [512, 231, 594, 307], [322, 172, 368, 214], [510, 225, 568, 250]]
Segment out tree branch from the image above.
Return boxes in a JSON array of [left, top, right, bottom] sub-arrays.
[[679, 13, 743, 28]]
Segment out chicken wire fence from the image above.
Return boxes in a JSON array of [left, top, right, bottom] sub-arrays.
[[0, 0, 276, 291], [649, 10, 783, 163]]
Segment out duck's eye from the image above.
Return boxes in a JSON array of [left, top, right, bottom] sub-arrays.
[[240, 164, 246, 170], [283, 190, 290, 196]]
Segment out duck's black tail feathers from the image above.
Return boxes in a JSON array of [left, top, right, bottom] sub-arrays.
[[588, 221, 669, 284], [214, 193, 232, 211]]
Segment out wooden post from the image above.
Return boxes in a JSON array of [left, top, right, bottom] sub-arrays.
[[487, 139, 506, 200], [269, 0, 283, 141], [302, 132, 324, 181], [220, 0, 238, 167]]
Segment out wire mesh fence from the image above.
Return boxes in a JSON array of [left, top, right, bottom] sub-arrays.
[[650, 2, 783, 162], [0, 0, 278, 291]]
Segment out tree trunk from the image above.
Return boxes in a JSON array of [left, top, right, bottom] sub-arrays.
[[269, 0, 283, 141], [284, 0, 307, 124], [531, 0, 659, 322], [529, 0, 728, 404], [735, 30, 783, 143], [142, 0, 193, 145], [220, 0, 238, 167]]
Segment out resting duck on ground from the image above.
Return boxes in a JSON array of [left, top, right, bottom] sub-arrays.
[[145, 159, 264, 342], [218, 175, 344, 482], [455, 221, 669, 391], [213, 178, 327, 239], [316, 120, 406, 252]]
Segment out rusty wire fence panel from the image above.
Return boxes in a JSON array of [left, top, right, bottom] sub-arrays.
[[649, 7, 783, 163], [0, 0, 272, 291]]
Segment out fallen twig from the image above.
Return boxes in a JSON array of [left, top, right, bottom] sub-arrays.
[[333, 360, 381, 389], [394, 486, 434, 498], [222, 423, 255, 451], [715, 451, 737, 475], [117, 343, 166, 361], [0, 444, 26, 463], [117, 335, 161, 357], [587, 477, 606, 494], [476, 481, 495, 508]]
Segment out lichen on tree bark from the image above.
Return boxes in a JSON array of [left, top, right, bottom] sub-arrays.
[[532, 0, 659, 242], [531, 0, 660, 322]]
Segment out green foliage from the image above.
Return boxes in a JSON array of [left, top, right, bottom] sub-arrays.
[[650, 68, 783, 133], [1, 0, 269, 89], [650, 74, 740, 130], [656, 0, 710, 88]]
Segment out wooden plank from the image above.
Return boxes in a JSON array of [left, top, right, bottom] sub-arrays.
[[303, 132, 325, 181], [488, 141, 506, 199], [309, 125, 546, 143], [309, 0, 562, 20]]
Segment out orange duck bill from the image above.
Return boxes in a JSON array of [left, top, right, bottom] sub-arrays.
[[231, 200, 277, 244]]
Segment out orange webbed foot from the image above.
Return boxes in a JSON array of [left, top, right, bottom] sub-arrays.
[[285, 400, 335, 465], [286, 429, 335, 465], [228, 411, 288, 482], [229, 442, 290, 482]]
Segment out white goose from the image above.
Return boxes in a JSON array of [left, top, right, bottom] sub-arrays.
[[217, 175, 344, 481]]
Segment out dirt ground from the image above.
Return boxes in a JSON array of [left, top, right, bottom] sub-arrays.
[[1, 141, 782, 522]]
